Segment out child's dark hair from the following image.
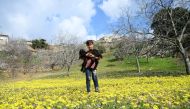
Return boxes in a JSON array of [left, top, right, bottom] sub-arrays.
[[86, 40, 94, 46]]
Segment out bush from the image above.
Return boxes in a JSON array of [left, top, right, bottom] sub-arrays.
[[95, 43, 106, 54]]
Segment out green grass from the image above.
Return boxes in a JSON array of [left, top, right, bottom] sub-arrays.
[[99, 53, 183, 70], [41, 52, 186, 80], [123, 56, 184, 72], [0, 52, 186, 80]]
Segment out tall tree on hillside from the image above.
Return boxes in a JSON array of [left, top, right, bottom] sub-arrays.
[[114, 0, 190, 74], [135, 0, 190, 74], [151, 7, 190, 74]]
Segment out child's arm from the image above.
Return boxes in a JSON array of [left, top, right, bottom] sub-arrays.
[[94, 49, 103, 60]]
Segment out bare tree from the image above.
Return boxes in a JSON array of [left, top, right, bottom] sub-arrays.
[[1, 39, 33, 78], [56, 33, 82, 76], [114, 35, 148, 73], [113, 10, 149, 73], [48, 51, 62, 70]]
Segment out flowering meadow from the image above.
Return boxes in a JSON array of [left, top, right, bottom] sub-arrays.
[[0, 55, 189, 109], [0, 75, 190, 109]]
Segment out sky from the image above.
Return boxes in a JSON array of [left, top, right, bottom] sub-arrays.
[[0, 0, 137, 43]]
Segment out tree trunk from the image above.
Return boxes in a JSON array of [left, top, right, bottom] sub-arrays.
[[67, 65, 70, 76], [180, 53, 190, 75], [11, 68, 16, 79], [184, 55, 190, 75], [178, 41, 190, 75], [146, 53, 149, 63], [136, 55, 141, 73]]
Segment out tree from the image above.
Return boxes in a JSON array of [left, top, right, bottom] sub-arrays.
[[94, 42, 106, 54], [56, 33, 82, 76], [113, 39, 129, 61], [113, 10, 149, 73], [149, 5, 190, 74], [31, 39, 48, 49], [113, 35, 147, 73], [1, 40, 33, 78], [114, 0, 190, 74]]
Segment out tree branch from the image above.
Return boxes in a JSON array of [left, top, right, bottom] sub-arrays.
[[179, 19, 190, 41]]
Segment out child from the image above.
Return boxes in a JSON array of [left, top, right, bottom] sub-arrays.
[[84, 40, 102, 93]]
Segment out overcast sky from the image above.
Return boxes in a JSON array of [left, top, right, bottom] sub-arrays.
[[0, 0, 137, 43]]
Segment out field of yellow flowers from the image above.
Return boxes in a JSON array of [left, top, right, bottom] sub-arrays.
[[0, 75, 190, 109], [0, 55, 189, 109]]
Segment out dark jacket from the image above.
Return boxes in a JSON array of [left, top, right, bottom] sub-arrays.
[[79, 49, 102, 72], [86, 49, 102, 70]]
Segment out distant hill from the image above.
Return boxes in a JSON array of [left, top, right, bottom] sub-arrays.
[[97, 34, 123, 43], [95, 34, 127, 52]]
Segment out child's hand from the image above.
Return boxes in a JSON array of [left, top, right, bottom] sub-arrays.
[[90, 54, 95, 58], [86, 53, 90, 56], [86, 53, 95, 58], [89, 54, 95, 57]]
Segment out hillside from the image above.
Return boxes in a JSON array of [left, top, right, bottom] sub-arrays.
[[0, 53, 189, 108]]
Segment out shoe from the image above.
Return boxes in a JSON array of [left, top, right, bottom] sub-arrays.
[[95, 87, 99, 92], [87, 92, 91, 96]]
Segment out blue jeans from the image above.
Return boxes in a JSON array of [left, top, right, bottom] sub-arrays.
[[85, 68, 99, 92]]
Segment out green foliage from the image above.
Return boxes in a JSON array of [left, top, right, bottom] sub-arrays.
[[31, 39, 49, 49], [94, 42, 106, 54], [151, 7, 190, 47], [113, 41, 128, 61]]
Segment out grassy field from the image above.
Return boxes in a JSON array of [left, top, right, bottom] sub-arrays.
[[0, 53, 190, 109]]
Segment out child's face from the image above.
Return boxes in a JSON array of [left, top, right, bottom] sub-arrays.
[[87, 43, 94, 50]]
